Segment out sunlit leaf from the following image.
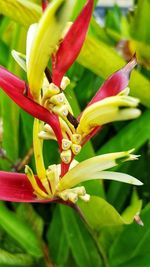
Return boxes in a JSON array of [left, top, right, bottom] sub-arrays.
[[0, 249, 35, 267], [0, 0, 42, 27]]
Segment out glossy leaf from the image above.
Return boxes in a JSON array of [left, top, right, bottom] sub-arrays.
[[60, 205, 103, 267], [47, 206, 69, 266], [109, 204, 150, 267], [16, 203, 44, 238], [0, 202, 43, 258], [79, 196, 124, 231], [121, 190, 142, 224], [79, 195, 142, 255], [79, 196, 141, 231], [52, 0, 94, 86]]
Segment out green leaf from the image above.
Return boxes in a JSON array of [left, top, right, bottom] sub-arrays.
[[0, 203, 43, 258], [89, 17, 113, 45], [71, 0, 98, 22], [131, 0, 150, 44], [47, 206, 69, 266], [0, 41, 9, 66], [16, 203, 44, 238], [105, 5, 122, 34], [97, 109, 150, 155], [130, 0, 150, 68], [0, 249, 34, 267], [109, 203, 150, 267], [121, 190, 142, 224], [60, 205, 103, 267], [79, 195, 142, 231], [27, 0, 75, 100], [79, 195, 142, 254], [79, 196, 125, 231], [1, 25, 27, 170], [77, 35, 150, 107], [0, 0, 42, 28]]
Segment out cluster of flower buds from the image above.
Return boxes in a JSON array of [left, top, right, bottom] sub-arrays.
[[39, 76, 82, 164]]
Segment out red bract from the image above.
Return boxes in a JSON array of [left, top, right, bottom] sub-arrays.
[[52, 0, 94, 86], [87, 56, 137, 106], [0, 171, 57, 203], [42, 0, 49, 12], [0, 66, 62, 146], [78, 57, 137, 144]]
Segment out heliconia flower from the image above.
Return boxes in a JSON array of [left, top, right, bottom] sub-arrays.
[[0, 0, 143, 205], [52, 0, 94, 86], [0, 151, 143, 203], [0, 66, 62, 146]]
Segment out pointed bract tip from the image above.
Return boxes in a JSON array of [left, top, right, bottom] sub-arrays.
[[25, 165, 32, 175], [42, 0, 49, 12], [127, 148, 140, 161], [134, 213, 144, 226], [123, 55, 137, 74]]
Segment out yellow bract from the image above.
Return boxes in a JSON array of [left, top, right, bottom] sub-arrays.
[[27, 0, 74, 100], [33, 119, 46, 181], [57, 150, 142, 191], [77, 95, 141, 134]]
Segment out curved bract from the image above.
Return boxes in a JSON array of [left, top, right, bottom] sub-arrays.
[[52, 0, 94, 86], [27, 0, 75, 100], [0, 66, 62, 145]]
